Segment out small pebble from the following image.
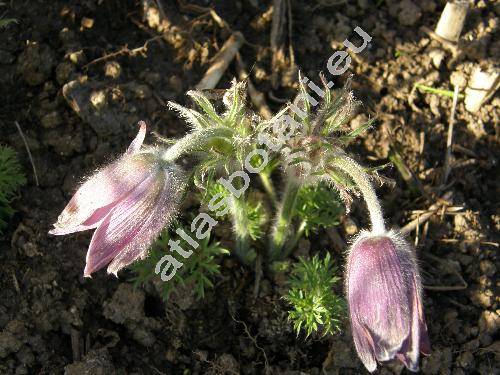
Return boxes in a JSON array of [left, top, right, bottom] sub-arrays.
[[133, 84, 152, 100], [453, 214, 468, 232], [429, 49, 445, 69], [398, 0, 422, 26], [104, 61, 121, 79], [40, 111, 62, 129], [478, 311, 499, 335], [68, 50, 86, 66], [343, 217, 358, 235], [479, 260, 496, 277], [89, 90, 107, 110], [80, 17, 94, 29], [55, 62, 75, 85], [456, 350, 474, 369], [450, 70, 468, 89], [471, 288, 492, 308]]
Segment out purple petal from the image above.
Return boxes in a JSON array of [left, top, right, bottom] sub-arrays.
[[416, 286, 431, 355], [49, 200, 120, 235], [83, 173, 158, 276], [395, 262, 430, 372], [49, 125, 150, 235], [106, 168, 181, 275], [351, 320, 377, 372], [83, 167, 181, 277], [396, 274, 421, 372], [420, 321, 431, 356], [126, 121, 147, 154], [414, 273, 431, 356]]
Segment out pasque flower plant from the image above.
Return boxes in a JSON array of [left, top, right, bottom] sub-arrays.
[[51, 78, 430, 372]]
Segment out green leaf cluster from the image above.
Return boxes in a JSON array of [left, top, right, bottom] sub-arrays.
[[284, 253, 346, 337], [295, 183, 343, 236]]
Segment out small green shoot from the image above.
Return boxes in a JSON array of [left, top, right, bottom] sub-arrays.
[[200, 179, 267, 241], [284, 253, 346, 337], [414, 83, 465, 99], [394, 50, 408, 58]]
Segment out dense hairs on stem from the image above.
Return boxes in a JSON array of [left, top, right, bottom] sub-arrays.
[[269, 177, 301, 260], [228, 190, 256, 265], [332, 156, 385, 235]]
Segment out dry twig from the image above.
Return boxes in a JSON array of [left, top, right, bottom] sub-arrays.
[[441, 85, 459, 186], [270, 0, 295, 88], [400, 192, 456, 235], [195, 32, 244, 90], [229, 311, 270, 372], [465, 67, 500, 112], [434, 1, 468, 43], [421, 26, 459, 55], [14, 121, 39, 186], [235, 53, 272, 120], [83, 36, 163, 68]]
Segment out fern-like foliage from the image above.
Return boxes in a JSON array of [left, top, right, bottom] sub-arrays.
[[130, 226, 229, 301], [294, 182, 343, 236], [0, 146, 26, 232], [284, 253, 346, 337]]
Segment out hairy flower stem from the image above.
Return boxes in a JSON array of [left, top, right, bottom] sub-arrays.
[[227, 174, 256, 265], [161, 128, 234, 161], [333, 156, 386, 235], [269, 178, 301, 260], [228, 194, 255, 265], [259, 171, 277, 205], [285, 219, 307, 257]]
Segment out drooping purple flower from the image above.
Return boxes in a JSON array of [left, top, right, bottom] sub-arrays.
[[346, 230, 430, 372], [49, 122, 185, 277]]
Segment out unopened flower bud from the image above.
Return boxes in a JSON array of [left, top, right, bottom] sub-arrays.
[[346, 230, 430, 372]]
